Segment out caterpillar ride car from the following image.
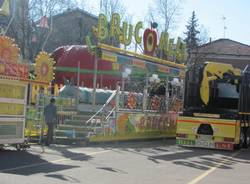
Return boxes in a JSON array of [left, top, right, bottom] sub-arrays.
[[176, 62, 250, 150]]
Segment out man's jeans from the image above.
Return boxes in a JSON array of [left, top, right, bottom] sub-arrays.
[[46, 123, 55, 145]]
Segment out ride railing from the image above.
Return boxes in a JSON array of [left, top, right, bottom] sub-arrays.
[[86, 86, 120, 136], [118, 88, 182, 113]]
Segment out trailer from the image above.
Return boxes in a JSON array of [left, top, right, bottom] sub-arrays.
[[0, 36, 30, 150], [0, 79, 29, 150]]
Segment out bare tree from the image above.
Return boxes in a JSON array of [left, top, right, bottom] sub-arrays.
[[28, 0, 78, 20], [100, 0, 126, 20], [148, 0, 183, 33], [198, 25, 210, 45], [98, 0, 132, 47], [76, 0, 88, 12], [6, 0, 78, 61]]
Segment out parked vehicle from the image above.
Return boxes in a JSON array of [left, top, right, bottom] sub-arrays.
[[176, 62, 250, 150]]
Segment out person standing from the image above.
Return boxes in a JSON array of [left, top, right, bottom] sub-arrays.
[[44, 98, 57, 146]]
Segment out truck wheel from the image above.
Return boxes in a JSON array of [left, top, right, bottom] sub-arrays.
[[235, 129, 245, 149], [236, 129, 245, 149], [242, 127, 249, 149], [246, 128, 250, 147], [16, 144, 21, 151]]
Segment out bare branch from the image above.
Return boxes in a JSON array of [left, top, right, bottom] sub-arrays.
[[148, 0, 183, 33]]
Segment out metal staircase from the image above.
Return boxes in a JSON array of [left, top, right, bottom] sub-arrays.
[[54, 87, 119, 145], [54, 112, 99, 144]]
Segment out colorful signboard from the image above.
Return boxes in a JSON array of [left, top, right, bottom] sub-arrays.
[[89, 111, 178, 142], [100, 49, 182, 77], [116, 112, 177, 135], [101, 51, 117, 63], [97, 13, 186, 61], [132, 59, 146, 69], [0, 61, 28, 79], [158, 65, 170, 74]]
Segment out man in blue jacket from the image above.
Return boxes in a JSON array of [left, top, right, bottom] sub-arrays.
[[44, 98, 57, 146]]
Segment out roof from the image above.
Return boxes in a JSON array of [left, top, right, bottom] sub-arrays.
[[52, 8, 98, 21], [192, 39, 250, 56]]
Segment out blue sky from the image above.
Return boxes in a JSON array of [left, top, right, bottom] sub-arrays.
[[85, 0, 250, 45]]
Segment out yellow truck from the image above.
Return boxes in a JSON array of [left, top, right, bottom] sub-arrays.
[[176, 62, 250, 150]]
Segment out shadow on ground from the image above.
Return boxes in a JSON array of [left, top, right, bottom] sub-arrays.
[[90, 139, 250, 171], [148, 145, 250, 171], [0, 144, 93, 176]]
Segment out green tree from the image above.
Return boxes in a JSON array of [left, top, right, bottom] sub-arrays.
[[184, 11, 200, 60]]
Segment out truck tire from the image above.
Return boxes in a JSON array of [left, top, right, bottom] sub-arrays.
[[16, 144, 21, 151], [246, 127, 250, 147], [235, 128, 245, 149], [242, 127, 249, 149]]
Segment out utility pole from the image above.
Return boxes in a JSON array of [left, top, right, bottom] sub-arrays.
[[92, 55, 98, 111], [222, 16, 227, 38]]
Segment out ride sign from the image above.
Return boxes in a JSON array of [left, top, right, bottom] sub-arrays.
[[97, 13, 186, 60]]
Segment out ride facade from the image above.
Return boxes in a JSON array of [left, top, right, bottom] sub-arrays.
[[48, 12, 187, 142]]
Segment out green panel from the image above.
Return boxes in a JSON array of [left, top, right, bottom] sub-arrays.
[[176, 139, 195, 146], [0, 124, 16, 136], [55, 67, 121, 76]]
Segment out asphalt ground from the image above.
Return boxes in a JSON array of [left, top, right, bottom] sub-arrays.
[[0, 139, 250, 184]]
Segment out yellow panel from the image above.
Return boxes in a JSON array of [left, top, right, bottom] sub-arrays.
[[101, 51, 117, 62], [177, 116, 236, 138], [0, 84, 25, 99], [0, 103, 24, 115], [112, 63, 120, 70]]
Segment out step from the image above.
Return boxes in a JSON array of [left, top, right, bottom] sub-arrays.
[[57, 111, 77, 115], [72, 115, 93, 121], [64, 119, 86, 126], [72, 114, 103, 121], [64, 119, 102, 127], [57, 124, 91, 131], [77, 111, 99, 116], [55, 129, 87, 138], [54, 136, 88, 145]]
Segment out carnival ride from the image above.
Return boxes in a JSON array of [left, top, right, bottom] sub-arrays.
[[0, 36, 185, 147], [40, 11, 187, 143], [51, 45, 120, 89], [49, 43, 185, 143], [0, 9, 187, 146]]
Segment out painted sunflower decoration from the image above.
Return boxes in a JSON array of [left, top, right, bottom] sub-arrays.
[[0, 36, 20, 63], [35, 51, 55, 83]]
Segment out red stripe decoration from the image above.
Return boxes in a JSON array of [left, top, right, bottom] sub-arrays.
[[177, 119, 236, 126]]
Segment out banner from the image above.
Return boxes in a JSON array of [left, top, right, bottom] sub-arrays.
[[101, 51, 117, 63], [0, 61, 29, 79], [116, 112, 177, 134], [158, 65, 170, 73], [132, 59, 145, 69]]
